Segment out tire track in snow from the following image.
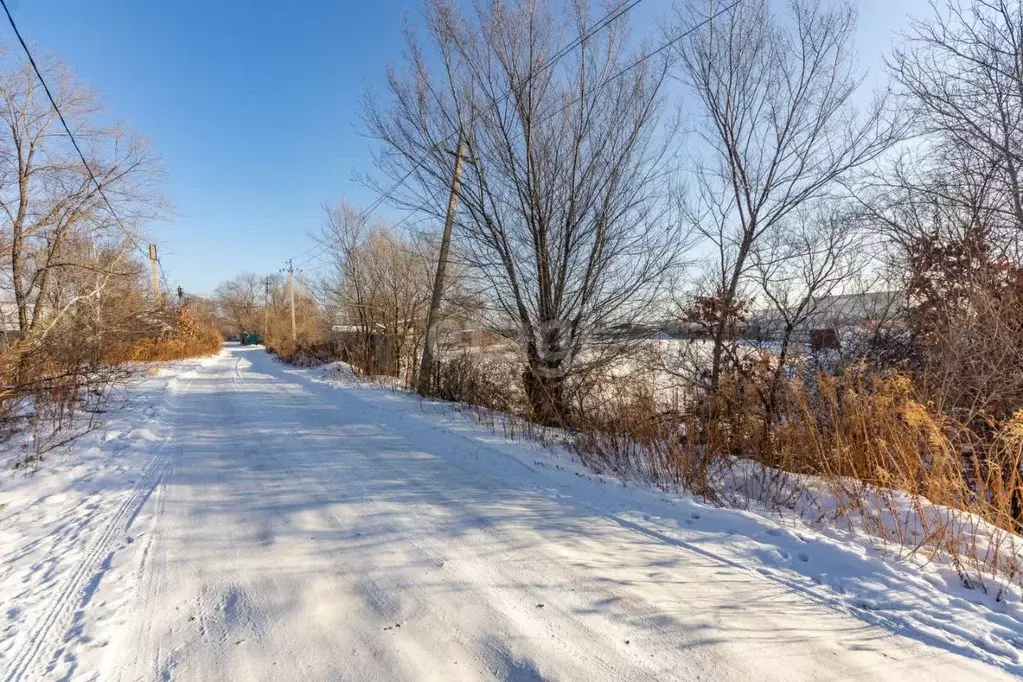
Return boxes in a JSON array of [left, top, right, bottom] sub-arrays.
[[113, 449, 175, 682], [3, 449, 171, 681], [2, 361, 205, 682], [337, 377, 1023, 675]]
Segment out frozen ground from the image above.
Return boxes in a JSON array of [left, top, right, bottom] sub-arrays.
[[1, 345, 1021, 681]]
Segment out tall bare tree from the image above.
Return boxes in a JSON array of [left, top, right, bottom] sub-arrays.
[[860, 0, 1023, 420], [366, 0, 686, 423], [890, 0, 1023, 258], [213, 272, 264, 336], [0, 54, 159, 338], [0, 53, 163, 462], [670, 0, 902, 390]]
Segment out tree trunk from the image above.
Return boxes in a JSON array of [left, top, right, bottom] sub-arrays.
[[523, 363, 567, 427]]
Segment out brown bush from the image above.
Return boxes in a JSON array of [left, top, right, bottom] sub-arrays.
[[2, 327, 128, 468], [568, 360, 1023, 593], [572, 385, 718, 498], [1, 307, 222, 469], [427, 352, 520, 414], [102, 309, 222, 364], [267, 340, 342, 367]]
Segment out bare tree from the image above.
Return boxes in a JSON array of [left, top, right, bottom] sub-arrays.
[[890, 0, 1023, 258], [0, 52, 165, 463], [315, 201, 438, 379], [213, 272, 263, 337], [748, 206, 866, 431], [670, 0, 902, 391], [0, 54, 160, 339], [859, 0, 1023, 420], [366, 0, 686, 423]]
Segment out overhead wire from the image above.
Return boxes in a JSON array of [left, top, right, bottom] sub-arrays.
[[0, 0, 167, 282], [290, 0, 650, 271], [294, 0, 747, 274]]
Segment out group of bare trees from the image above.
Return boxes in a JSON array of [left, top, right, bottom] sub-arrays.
[[236, 0, 1016, 443], [357, 0, 897, 419], [212, 271, 319, 350], [213, 272, 264, 336], [306, 201, 435, 377], [670, 0, 905, 391], [365, 0, 689, 421], [882, 0, 1023, 420], [0, 51, 177, 462], [0, 53, 161, 339], [345, 0, 1023, 535]]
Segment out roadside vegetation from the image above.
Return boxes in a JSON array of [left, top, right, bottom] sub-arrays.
[[0, 52, 221, 467], [210, 0, 1023, 597]]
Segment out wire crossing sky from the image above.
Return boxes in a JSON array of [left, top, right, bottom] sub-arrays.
[[0, 0, 931, 294]]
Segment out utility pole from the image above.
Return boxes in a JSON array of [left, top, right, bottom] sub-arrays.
[[263, 276, 270, 341], [418, 129, 466, 394], [95, 272, 102, 327], [284, 259, 297, 343], [148, 244, 160, 301]]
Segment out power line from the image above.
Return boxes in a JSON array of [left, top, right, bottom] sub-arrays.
[[363, 0, 645, 220], [535, 0, 744, 134], [0, 0, 154, 269], [293, 0, 746, 274], [289, 240, 326, 267], [290, 0, 648, 271]]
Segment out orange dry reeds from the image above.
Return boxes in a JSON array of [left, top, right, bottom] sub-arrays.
[[569, 362, 1023, 594], [102, 309, 221, 364]]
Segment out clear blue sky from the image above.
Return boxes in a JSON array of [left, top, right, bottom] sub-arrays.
[[3, 0, 930, 295]]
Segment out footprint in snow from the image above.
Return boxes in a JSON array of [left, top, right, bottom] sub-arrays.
[[689, 511, 701, 520], [797, 552, 810, 563]]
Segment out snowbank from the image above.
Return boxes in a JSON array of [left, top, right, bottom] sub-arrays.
[[291, 359, 1023, 675]]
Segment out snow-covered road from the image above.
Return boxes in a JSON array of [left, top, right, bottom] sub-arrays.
[[1, 346, 1018, 680]]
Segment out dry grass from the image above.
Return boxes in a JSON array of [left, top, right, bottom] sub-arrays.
[[398, 335, 1023, 593], [102, 309, 222, 363], [2, 337, 119, 468], [426, 351, 521, 414], [265, 340, 343, 367], [3, 308, 222, 469], [567, 361, 1023, 597]]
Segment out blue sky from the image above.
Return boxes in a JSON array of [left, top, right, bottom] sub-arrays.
[[3, 0, 931, 295]]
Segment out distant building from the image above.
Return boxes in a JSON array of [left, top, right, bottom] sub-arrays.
[[0, 298, 21, 345], [751, 291, 907, 351], [801, 291, 906, 330]]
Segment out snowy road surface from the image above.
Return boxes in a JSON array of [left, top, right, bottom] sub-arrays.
[[1, 346, 1019, 680]]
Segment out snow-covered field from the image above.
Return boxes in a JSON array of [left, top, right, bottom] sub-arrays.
[[1, 345, 1021, 680]]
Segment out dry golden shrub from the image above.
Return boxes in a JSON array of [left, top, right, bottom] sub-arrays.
[[103, 309, 222, 364], [569, 363, 1023, 592]]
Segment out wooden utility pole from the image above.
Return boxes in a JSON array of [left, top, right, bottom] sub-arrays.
[[95, 273, 102, 326], [263, 276, 270, 341], [417, 130, 466, 394], [284, 259, 297, 343], [148, 244, 160, 301]]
